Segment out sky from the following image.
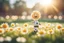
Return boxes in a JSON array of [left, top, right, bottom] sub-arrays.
[[9, 0, 53, 8], [9, 0, 39, 8], [25, 0, 39, 8]]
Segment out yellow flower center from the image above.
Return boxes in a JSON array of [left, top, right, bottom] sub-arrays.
[[23, 29, 27, 32], [62, 28, 64, 31], [39, 31, 44, 35], [2, 24, 7, 28], [25, 25, 27, 27], [46, 26, 49, 28], [57, 26, 62, 29], [10, 28, 13, 31], [49, 30, 52, 33], [0, 30, 2, 33], [0, 26, 2, 28], [11, 24, 15, 26], [18, 28, 21, 30]]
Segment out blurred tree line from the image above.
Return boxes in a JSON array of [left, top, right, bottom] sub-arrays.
[[0, 0, 31, 17], [0, 0, 64, 18]]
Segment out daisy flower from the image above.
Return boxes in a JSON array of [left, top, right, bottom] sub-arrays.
[[16, 37, 21, 42], [31, 11, 41, 20], [39, 25, 43, 29], [47, 29, 54, 34], [5, 36, 12, 42], [0, 37, 4, 42], [20, 37, 26, 43], [45, 26, 50, 30], [45, 23, 52, 30], [5, 29, 9, 33], [61, 28, 64, 32], [37, 30, 46, 37], [9, 27, 14, 32], [11, 23, 15, 27], [16, 23, 19, 26], [15, 27, 22, 31], [16, 37, 26, 43], [21, 28, 28, 35], [45, 23, 51, 27], [14, 31, 19, 36], [0, 25, 2, 28], [0, 29, 5, 34], [1, 23, 9, 29], [56, 24, 62, 31], [23, 23, 29, 28], [29, 25, 34, 29], [28, 25, 34, 32], [61, 28, 64, 35]]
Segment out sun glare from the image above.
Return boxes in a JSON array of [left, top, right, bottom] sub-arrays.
[[39, 0, 52, 6]]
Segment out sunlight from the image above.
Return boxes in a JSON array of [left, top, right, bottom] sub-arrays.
[[39, 0, 53, 6], [52, 5, 59, 13]]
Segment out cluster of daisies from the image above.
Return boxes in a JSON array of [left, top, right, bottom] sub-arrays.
[[0, 11, 64, 43], [0, 22, 64, 43]]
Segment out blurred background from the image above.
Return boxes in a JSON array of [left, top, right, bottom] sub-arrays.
[[0, 0, 64, 23], [0, 0, 64, 43]]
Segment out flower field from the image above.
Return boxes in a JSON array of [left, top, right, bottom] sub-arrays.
[[0, 0, 64, 43], [0, 22, 64, 43]]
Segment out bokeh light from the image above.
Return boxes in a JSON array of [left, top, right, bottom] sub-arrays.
[[21, 16, 26, 20], [54, 15, 58, 19], [58, 16, 62, 20], [11, 16, 18, 20], [5, 15, 10, 19]]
